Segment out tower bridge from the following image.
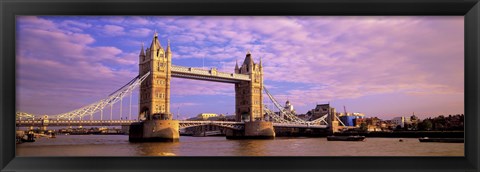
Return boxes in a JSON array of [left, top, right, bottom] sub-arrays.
[[16, 119, 327, 129], [16, 32, 334, 142]]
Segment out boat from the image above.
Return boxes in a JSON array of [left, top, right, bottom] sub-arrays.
[[49, 132, 56, 138], [16, 131, 25, 144], [20, 133, 36, 142], [418, 137, 464, 143], [327, 135, 365, 141]]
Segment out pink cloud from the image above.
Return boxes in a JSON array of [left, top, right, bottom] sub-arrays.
[[171, 78, 234, 97], [102, 24, 125, 36], [16, 16, 464, 118], [128, 28, 152, 37]]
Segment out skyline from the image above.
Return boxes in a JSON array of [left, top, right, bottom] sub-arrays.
[[16, 16, 464, 120]]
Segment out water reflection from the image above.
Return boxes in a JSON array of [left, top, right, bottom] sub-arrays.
[[16, 135, 464, 156], [231, 140, 269, 156], [133, 142, 180, 156]]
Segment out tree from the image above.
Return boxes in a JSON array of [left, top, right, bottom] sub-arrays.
[[419, 120, 433, 131], [359, 123, 368, 132]]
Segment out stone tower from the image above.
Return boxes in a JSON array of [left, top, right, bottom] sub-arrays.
[[138, 32, 172, 120], [131, 32, 179, 142], [235, 51, 264, 122]]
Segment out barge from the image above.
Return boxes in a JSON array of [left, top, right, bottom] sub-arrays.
[[327, 135, 366, 141], [418, 137, 464, 143]]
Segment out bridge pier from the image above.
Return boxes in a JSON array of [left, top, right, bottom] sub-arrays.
[[129, 119, 179, 142], [226, 121, 275, 139]]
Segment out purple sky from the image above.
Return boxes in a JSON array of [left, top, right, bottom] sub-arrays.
[[16, 16, 464, 120]]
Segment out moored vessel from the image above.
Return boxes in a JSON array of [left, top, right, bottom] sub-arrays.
[[418, 137, 464, 143], [327, 135, 365, 141]]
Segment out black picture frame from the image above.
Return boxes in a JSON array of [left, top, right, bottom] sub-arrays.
[[1, 0, 478, 172]]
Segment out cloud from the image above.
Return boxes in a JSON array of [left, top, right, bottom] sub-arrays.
[[16, 16, 464, 118], [171, 78, 234, 97], [129, 28, 152, 37], [101, 24, 126, 36], [129, 16, 150, 25], [16, 16, 138, 115]]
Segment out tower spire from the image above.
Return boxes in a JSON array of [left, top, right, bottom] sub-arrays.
[[243, 51, 253, 66], [167, 39, 171, 53], [139, 42, 145, 56], [150, 31, 162, 51]]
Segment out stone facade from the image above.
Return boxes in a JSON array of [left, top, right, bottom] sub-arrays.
[[235, 52, 263, 122], [138, 32, 172, 120]]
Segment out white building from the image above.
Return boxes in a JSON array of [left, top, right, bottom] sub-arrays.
[[284, 100, 295, 113], [391, 116, 412, 128]]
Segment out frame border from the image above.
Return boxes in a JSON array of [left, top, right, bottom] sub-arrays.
[[1, 0, 479, 172]]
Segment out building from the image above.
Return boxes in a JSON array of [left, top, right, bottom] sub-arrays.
[[197, 113, 218, 120], [284, 100, 295, 114], [339, 116, 361, 126], [355, 118, 365, 127], [391, 116, 411, 128], [186, 113, 219, 121], [306, 104, 330, 121], [339, 112, 365, 126], [296, 114, 308, 120], [365, 117, 381, 126]]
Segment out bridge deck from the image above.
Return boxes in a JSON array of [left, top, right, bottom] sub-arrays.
[[16, 120, 328, 129], [171, 65, 250, 83]]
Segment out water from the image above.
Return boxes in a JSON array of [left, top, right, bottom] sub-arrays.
[[16, 135, 464, 156]]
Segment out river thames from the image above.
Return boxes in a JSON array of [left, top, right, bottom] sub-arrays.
[[16, 135, 464, 156]]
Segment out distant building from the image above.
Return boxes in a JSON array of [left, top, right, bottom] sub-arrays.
[[339, 116, 363, 126], [187, 113, 219, 121], [409, 114, 419, 124], [355, 118, 365, 127], [339, 112, 365, 126], [365, 117, 381, 126], [225, 115, 236, 121], [391, 116, 412, 128], [198, 113, 218, 120], [306, 104, 330, 121], [284, 100, 295, 114], [367, 125, 381, 132], [296, 114, 308, 120]]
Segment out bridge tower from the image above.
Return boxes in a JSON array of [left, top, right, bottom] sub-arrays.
[[229, 52, 275, 139], [130, 32, 179, 142], [235, 51, 264, 122], [138, 32, 171, 120]]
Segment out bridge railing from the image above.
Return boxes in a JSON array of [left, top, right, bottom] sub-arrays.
[[179, 120, 243, 124], [273, 123, 328, 128]]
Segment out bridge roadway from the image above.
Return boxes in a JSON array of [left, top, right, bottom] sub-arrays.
[[16, 120, 328, 129], [171, 65, 250, 83]]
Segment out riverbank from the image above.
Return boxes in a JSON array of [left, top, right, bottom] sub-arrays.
[[334, 131, 464, 138]]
